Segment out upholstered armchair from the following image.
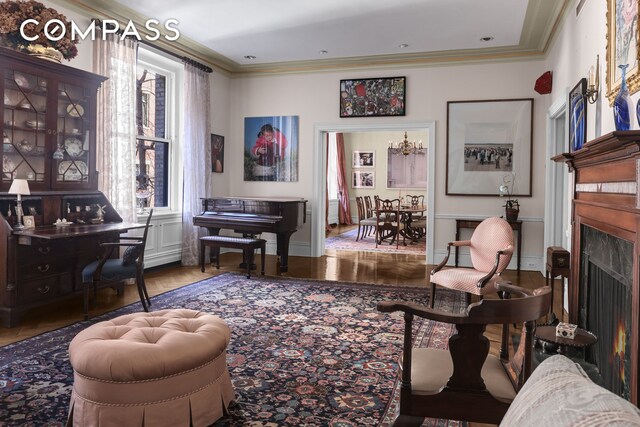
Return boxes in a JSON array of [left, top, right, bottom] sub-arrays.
[[430, 216, 513, 307], [377, 282, 552, 425]]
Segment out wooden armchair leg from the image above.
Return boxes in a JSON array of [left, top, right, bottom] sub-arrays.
[[84, 285, 90, 320], [430, 283, 436, 308]]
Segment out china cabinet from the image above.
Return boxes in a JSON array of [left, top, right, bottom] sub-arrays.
[[1, 47, 106, 191], [0, 48, 139, 327]]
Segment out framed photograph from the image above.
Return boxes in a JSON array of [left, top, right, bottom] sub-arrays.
[[606, 0, 640, 103], [211, 134, 224, 173], [352, 170, 375, 189], [387, 148, 427, 189], [340, 77, 405, 117], [352, 150, 375, 168], [569, 79, 587, 152], [23, 215, 35, 229], [244, 116, 299, 182], [446, 99, 533, 196]]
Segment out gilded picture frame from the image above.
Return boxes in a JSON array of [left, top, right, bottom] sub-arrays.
[[606, 0, 640, 104]]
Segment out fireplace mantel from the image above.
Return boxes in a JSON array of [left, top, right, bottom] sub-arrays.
[[554, 130, 640, 404]]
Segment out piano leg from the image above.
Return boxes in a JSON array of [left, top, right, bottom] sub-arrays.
[[276, 231, 294, 273], [206, 227, 221, 266]]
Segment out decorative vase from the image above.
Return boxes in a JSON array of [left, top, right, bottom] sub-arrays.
[[25, 44, 63, 63], [613, 64, 634, 131], [505, 207, 519, 221]]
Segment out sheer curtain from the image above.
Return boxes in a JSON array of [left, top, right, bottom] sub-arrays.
[[93, 35, 137, 223], [181, 64, 211, 265], [336, 133, 353, 224]]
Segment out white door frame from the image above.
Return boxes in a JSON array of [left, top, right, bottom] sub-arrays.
[[312, 121, 437, 264], [543, 92, 569, 274]]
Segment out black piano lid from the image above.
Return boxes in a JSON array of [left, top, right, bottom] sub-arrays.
[[200, 196, 307, 203]]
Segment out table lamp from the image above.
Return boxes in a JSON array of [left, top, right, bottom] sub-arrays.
[[8, 179, 30, 230]]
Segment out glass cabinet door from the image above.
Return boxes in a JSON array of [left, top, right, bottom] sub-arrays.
[[54, 82, 90, 184], [2, 69, 48, 186]]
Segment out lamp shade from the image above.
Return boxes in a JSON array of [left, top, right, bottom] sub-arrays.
[[8, 179, 30, 196]]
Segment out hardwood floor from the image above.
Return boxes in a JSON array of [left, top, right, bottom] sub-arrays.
[[0, 246, 561, 426]]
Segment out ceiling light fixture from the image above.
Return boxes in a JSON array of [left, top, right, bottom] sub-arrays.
[[480, 37, 494, 42], [398, 43, 409, 49], [319, 50, 328, 55], [244, 55, 256, 60], [388, 131, 424, 156]]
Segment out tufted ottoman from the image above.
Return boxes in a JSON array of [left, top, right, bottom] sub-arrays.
[[66, 309, 235, 427]]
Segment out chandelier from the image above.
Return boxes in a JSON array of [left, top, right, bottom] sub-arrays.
[[388, 131, 424, 155]]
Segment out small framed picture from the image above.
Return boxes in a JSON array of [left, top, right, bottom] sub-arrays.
[[211, 134, 224, 173], [352, 170, 375, 188], [569, 78, 587, 152], [352, 150, 375, 168], [23, 215, 35, 229]]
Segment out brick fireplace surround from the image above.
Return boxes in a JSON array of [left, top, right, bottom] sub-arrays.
[[554, 130, 640, 405]]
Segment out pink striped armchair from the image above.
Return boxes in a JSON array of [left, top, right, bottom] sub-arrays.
[[430, 217, 513, 307]]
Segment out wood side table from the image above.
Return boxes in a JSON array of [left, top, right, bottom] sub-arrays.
[[535, 325, 597, 358], [454, 218, 522, 273]]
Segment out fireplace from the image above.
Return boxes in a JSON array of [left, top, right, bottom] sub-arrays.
[[579, 225, 632, 400], [554, 130, 640, 404]]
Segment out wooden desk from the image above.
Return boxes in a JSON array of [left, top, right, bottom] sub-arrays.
[[1, 222, 145, 327], [454, 218, 522, 273]]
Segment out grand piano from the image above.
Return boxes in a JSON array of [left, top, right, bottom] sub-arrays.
[[193, 196, 307, 272]]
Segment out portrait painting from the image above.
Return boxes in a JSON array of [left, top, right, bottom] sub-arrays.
[[244, 116, 299, 181]]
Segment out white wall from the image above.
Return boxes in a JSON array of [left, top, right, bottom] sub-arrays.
[[229, 61, 548, 268]]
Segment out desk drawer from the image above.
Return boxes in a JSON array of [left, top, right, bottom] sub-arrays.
[[18, 274, 72, 304], [17, 240, 74, 258], [19, 257, 69, 280]]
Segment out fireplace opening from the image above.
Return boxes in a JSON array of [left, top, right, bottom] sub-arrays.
[[580, 225, 632, 401]]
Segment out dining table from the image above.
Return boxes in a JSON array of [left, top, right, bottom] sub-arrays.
[[374, 204, 426, 245]]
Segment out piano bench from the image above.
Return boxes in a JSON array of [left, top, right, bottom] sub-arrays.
[[200, 236, 266, 278]]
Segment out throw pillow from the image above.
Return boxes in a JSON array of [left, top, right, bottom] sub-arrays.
[[122, 246, 140, 266]]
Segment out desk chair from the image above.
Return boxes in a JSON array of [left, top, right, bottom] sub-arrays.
[[81, 210, 153, 320]]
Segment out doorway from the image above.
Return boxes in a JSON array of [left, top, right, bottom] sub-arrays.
[[312, 122, 436, 264]]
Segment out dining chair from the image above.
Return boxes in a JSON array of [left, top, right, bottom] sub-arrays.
[[364, 195, 374, 237], [81, 210, 153, 320], [377, 281, 552, 425], [355, 197, 376, 241], [375, 198, 405, 248], [429, 216, 513, 307]]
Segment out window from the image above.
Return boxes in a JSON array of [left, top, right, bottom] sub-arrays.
[[135, 49, 180, 211]]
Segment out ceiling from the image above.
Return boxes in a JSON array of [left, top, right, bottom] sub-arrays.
[[63, 0, 571, 75]]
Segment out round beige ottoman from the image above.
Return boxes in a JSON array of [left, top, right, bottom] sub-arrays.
[[67, 308, 235, 427]]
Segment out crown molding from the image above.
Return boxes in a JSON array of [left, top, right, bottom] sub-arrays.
[[55, 0, 571, 77]]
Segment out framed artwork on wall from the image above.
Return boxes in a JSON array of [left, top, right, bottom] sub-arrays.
[[244, 116, 299, 182], [606, 0, 640, 104], [352, 150, 375, 168], [352, 170, 375, 189], [211, 134, 224, 173], [446, 98, 533, 196], [569, 79, 587, 152], [339, 77, 405, 117], [387, 149, 427, 189]]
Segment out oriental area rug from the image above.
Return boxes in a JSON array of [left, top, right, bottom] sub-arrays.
[[325, 228, 426, 255], [0, 273, 465, 427]]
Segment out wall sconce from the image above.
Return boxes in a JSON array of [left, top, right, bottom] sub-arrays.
[[8, 179, 30, 230], [585, 54, 600, 104], [388, 131, 425, 156]]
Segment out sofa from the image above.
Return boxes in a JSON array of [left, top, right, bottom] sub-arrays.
[[500, 355, 640, 426]]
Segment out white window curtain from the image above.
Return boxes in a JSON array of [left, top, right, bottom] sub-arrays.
[[181, 64, 211, 265], [93, 35, 137, 222]]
